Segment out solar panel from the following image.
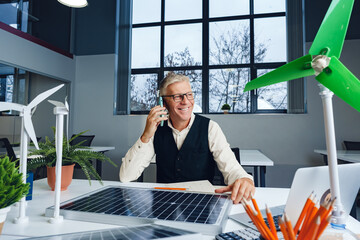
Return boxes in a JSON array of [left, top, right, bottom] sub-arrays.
[[45, 186, 232, 235], [24, 224, 201, 240]]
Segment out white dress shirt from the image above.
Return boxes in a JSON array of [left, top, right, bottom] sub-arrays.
[[119, 113, 253, 185]]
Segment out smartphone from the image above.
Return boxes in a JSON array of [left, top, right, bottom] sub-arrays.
[[158, 96, 164, 127]]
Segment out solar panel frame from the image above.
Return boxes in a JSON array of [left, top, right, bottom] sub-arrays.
[[24, 224, 201, 240], [45, 186, 232, 235]]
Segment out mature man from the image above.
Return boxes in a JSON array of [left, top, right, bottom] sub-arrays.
[[120, 72, 255, 203]]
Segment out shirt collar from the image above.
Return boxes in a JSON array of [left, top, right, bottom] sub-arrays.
[[167, 113, 196, 133]]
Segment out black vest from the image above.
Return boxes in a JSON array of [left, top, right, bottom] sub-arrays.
[[154, 115, 215, 183]]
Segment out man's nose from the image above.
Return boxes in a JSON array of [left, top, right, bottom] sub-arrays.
[[180, 94, 189, 104]]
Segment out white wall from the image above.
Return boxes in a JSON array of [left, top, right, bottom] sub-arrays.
[[73, 39, 360, 187]]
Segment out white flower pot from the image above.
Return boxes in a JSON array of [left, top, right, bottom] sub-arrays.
[[0, 206, 11, 234]]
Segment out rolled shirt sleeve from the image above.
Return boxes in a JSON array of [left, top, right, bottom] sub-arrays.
[[119, 137, 155, 182], [208, 120, 253, 185]]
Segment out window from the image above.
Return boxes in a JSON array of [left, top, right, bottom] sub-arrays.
[[0, 0, 30, 32], [128, 0, 289, 114], [0, 65, 27, 115]]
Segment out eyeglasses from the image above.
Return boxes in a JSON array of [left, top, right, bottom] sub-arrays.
[[162, 92, 195, 102]]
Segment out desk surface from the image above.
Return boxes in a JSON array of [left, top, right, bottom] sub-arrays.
[[14, 146, 115, 159], [150, 149, 274, 167], [314, 149, 360, 163], [2, 179, 287, 239], [240, 150, 274, 166], [2, 179, 360, 239]]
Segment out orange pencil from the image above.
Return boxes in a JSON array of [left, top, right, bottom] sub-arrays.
[[242, 201, 269, 240], [301, 215, 319, 240], [254, 210, 276, 240], [278, 216, 290, 240], [309, 216, 321, 240], [297, 201, 318, 240], [284, 213, 296, 240], [250, 195, 276, 239], [266, 204, 278, 240], [294, 192, 313, 233], [322, 197, 336, 221], [154, 187, 187, 191], [315, 215, 331, 240], [301, 199, 318, 234], [251, 194, 264, 218]]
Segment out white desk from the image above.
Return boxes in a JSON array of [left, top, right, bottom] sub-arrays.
[[2, 179, 360, 240], [14, 146, 115, 176], [148, 150, 274, 187], [2, 179, 360, 239], [314, 149, 360, 163]]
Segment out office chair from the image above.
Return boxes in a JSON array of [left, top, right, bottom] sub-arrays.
[[343, 141, 360, 150], [70, 134, 97, 175], [212, 147, 240, 186], [70, 134, 95, 147], [0, 138, 18, 165]]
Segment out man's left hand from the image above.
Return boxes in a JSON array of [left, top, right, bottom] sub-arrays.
[[214, 178, 255, 204]]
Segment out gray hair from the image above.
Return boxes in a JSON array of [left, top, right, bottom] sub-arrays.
[[159, 72, 190, 96]]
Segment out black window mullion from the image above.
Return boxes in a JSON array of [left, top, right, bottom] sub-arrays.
[[202, 0, 209, 114], [159, 0, 165, 83], [249, 0, 257, 113]]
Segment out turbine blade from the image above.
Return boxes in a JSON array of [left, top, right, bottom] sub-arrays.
[[65, 96, 69, 111], [48, 100, 65, 108], [23, 112, 39, 149], [31, 105, 37, 116], [244, 54, 315, 92], [316, 56, 360, 112], [28, 84, 64, 110], [0, 102, 24, 112], [309, 0, 354, 58]]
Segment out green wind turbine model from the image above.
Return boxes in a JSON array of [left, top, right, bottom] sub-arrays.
[[244, 0, 360, 228]]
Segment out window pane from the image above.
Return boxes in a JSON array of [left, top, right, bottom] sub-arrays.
[[164, 70, 202, 113], [165, 24, 202, 67], [209, 68, 250, 113], [21, 1, 29, 32], [130, 74, 158, 111], [132, 27, 160, 68], [255, 17, 287, 63], [257, 69, 287, 110], [165, 0, 202, 21], [209, 20, 250, 65], [133, 0, 161, 24], [254, 0, 285, 14], [0, 2, 18, 28], [209, 0, 249, 18]]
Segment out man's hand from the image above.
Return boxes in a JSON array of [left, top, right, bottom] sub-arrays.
[[141, 105, 168, 143], [215, 178, 255, 204]]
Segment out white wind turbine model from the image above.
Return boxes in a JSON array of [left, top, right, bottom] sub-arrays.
[[47, 97, 69, 223], [0, 84, 64, 223]]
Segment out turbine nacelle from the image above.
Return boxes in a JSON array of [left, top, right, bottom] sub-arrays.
[[311, 55, 331, 76]]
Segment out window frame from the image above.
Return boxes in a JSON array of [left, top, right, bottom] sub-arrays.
[[115, 0, 305, 115]]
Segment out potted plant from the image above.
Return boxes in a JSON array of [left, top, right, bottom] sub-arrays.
[[28, 129, 117, 190], [0, 156, 30, 235], [221, 103, 231, 114]]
